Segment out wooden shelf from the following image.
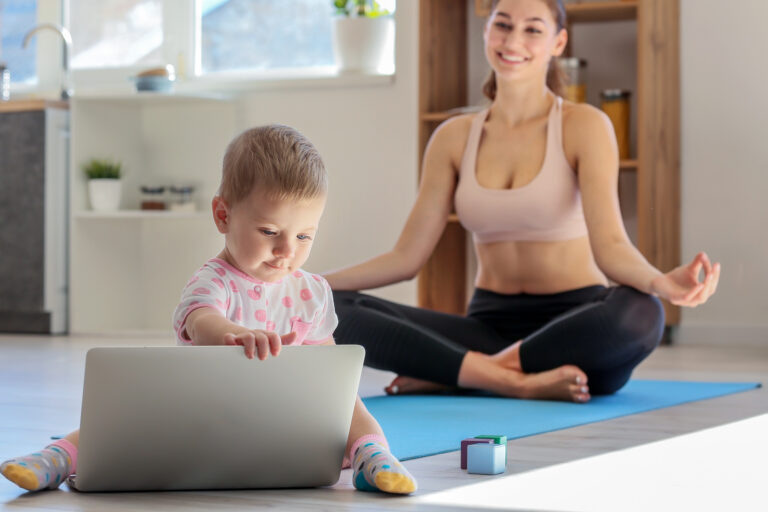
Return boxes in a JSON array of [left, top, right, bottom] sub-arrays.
[[620, 159, 638, 170], [420, 0, 680, 329], [475, 0, 637, 21], [0, 99, 69, 113], [566, 1, 637, 23]]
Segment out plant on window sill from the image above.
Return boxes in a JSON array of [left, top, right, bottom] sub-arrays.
[[333, 0, 391, 17]]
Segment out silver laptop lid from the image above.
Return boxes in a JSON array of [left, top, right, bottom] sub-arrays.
[[72, 345, 364, 492]]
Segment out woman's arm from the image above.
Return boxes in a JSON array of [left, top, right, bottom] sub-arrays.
[[324, 117, 467, 291], [570, 105, 720, 305]]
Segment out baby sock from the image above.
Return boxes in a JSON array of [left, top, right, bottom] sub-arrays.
[[351, 434, 416, 494], [0, 439, 77, 491]]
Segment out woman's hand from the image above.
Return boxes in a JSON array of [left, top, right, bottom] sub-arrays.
[[650, 252, 721, 307], [224, 330, 297, 360]]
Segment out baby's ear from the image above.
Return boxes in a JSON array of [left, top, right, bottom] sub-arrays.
[[212, 196, 230, 233]]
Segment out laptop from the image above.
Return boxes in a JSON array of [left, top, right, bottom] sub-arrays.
[[67, 345, 364, 492]]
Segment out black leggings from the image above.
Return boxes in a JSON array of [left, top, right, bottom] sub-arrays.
[[333, 285, 664, 395]]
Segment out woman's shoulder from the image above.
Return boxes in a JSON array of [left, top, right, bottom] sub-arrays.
[[427, 112, 478, 158], [561, 100, 612, 133], [433, 113, 474, 140], [561, 99, 615, 154]]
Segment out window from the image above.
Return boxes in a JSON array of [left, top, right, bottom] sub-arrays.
[[70, 0, 163, 69], [200, 0, 334, 74], [18, 0, 397, 92], [0, 0, 38, 83], [199, 0, 396, 76]]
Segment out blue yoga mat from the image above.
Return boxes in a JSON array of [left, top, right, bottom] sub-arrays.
[[362, 379, 760, 461]]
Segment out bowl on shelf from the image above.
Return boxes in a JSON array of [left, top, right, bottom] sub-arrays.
[[132, 65, 175, 93]]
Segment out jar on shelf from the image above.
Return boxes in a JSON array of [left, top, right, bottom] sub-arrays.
[[600, 89, 632, 159], [140, 185, 167, 210], [558, 57, 587, 103], [168, 185, 196, 213]]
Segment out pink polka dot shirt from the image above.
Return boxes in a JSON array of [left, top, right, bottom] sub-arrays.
[[172, 258, 337, 346]]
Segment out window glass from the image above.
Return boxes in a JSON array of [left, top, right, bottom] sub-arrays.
[[0, 0, 38, 83], [69, 0, 163, 69], [200, 0, 396, 74]]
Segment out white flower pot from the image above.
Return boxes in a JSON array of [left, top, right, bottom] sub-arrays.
[[332, 16, 394, 73], [88, 179, 122, 211]]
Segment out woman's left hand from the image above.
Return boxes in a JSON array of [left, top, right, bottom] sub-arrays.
[[650, 252, 721, 307]]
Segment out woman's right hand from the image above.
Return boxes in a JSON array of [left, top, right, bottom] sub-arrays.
[[224, 330, 297, 360]]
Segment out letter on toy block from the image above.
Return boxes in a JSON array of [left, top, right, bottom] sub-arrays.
[[460, 437, 493, 470], [467, 442, 506, 475]]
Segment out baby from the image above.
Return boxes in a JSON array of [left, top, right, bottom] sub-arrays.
[[1, 125, 416, 495]]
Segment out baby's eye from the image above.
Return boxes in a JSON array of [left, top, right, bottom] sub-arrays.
[[297, 234, 313, 241], [260, 229, 277, 236]]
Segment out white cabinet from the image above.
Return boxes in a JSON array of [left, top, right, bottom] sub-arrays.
[[69, 94, 236, 333]]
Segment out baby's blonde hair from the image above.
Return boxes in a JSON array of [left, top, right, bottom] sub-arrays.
[[219, 124, 327, 205]]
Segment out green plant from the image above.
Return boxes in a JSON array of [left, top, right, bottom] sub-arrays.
[[333, 0, 391, 17], [82, 159, 122, 180]]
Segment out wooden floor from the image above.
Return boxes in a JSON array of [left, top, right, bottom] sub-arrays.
[[0, 333, 766, 511]]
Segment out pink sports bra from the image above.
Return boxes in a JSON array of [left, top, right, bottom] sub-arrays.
[[454, 96, 588, 244]]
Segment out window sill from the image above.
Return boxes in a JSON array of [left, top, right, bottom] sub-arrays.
[[181, 66, 395, 94], [48, 67, 395, 104]]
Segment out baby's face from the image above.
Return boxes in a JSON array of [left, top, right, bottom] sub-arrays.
[[220, 188, 326, 282]]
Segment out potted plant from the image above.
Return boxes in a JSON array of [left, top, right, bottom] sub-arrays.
[[83, 159, 123, 211], [332, 0, 394, 73]]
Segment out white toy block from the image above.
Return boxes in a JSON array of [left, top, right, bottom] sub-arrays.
[[466, 442, 506, 475]]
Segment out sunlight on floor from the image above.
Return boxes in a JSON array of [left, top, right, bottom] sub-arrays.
[[415, 414, 767, 512]]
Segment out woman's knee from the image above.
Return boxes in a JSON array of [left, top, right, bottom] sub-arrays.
[[609, 286, 665, 353]]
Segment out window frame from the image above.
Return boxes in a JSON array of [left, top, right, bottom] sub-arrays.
[[24, 0, 395, 96], [7, 0, 64, 95]]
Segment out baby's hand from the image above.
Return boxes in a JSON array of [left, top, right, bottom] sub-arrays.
[[223, 331, 298, 360]]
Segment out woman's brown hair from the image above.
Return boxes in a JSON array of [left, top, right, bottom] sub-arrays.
[[482, 0, 567, 100]]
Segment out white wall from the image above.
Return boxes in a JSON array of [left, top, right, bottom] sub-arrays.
[[679, 0, 768, 336], [233, 2, 420, 306]]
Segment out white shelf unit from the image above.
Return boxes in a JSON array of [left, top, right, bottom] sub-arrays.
[[69, 95, 237, 333], [72, 90, 233, 105], [74, 210, 210, 220]]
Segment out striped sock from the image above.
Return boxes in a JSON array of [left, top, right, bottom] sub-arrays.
[[1, 439, 77, 491], [351, 434, 416, 495]]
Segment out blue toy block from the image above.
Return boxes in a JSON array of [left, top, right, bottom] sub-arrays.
[[460, 437, 493, 469], [467, 442, 506, 475]]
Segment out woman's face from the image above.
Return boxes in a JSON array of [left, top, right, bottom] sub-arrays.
[[483, 0, 567, 86]]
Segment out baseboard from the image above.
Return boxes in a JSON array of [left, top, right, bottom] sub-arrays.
[[674, 324, 768, 347]]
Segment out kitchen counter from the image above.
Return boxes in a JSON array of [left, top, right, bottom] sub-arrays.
[[0, 99, 69, 113]]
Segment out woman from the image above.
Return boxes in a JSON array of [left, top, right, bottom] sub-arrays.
[[324, 0, 719, 402]]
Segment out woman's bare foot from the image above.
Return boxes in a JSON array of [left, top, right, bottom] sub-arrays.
[[459, 352, 590, 402], [385, 376, 454, 395], [517, 365, 590, 402]]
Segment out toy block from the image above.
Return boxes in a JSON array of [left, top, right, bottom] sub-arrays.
[[460, 437, 493, 469], [467, 442, 506, 475], [474, 434, 507, 445]]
